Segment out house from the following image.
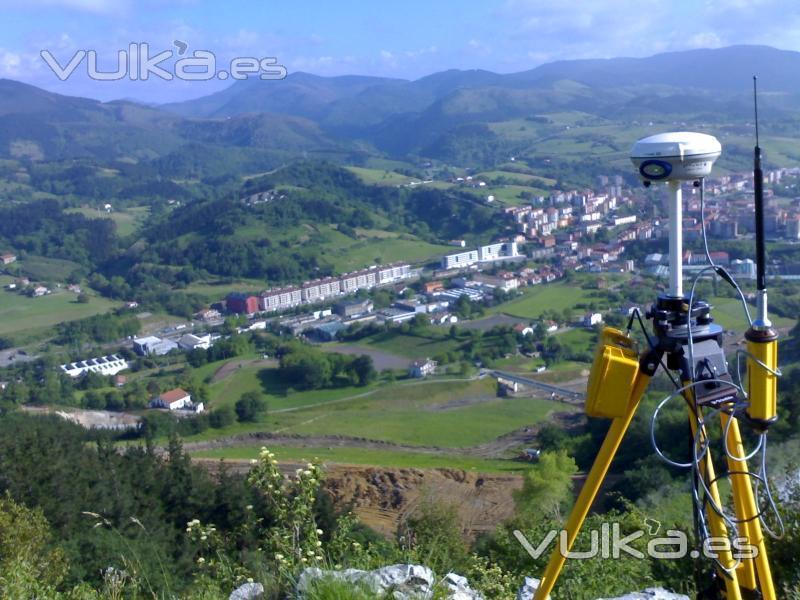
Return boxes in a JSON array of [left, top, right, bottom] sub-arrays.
[[196, 308, 222, 322], [226, 293, 259, 315], [60, 355, 129, 378], [150, 388, 192, 411], [178, 333, 212, 351], [513, 323, 534, 337], [1, 253, 17, 265], [67, 284, 82, 293], [409, 358, 437, 378], [133, 336, 179, 356], [582, 312, 603, 327], [114, 375, 128, 387], [32, 286, 49, 297]]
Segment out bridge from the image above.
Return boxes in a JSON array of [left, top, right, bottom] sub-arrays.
[[491, 370, 585, 402]]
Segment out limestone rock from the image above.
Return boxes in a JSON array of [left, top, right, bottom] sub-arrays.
[[229, 582, 264, 600]]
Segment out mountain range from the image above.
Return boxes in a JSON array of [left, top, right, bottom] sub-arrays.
[[2, 45, 800, 169]]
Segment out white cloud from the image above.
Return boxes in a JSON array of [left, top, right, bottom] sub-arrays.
[[0, 49, 22, 76]]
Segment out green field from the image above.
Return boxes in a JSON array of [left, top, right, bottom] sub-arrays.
[[361, 330, 462, 359], [14, 256, 83, 281], [325, 233, 452, 272], [203, 358, 381, 413], [708, 296, 794, 331], [192, 445, 528, 473], [489, 281, 596, 319], [0, 279, 120, 340], [345, 166, 413, 186], [188, 375, 571, 449], [65, 206, 150, 237], [184, 279, 266, 302]]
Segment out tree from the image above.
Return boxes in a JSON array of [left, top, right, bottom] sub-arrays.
[[513, 450, 578, 522], [76, 293, 89, 304], [235, 391, 267, 423], [209, 405, 236, 428], [351, 355, 376, 386]]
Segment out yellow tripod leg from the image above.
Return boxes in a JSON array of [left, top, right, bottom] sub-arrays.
[[719, 412, 757, 591], [533, 371, 650, 600], [686, 393, 743, 600], [722, 412, 776, 599]]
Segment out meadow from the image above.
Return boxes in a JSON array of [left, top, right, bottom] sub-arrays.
[[0, 276, 120, 341], [192, 445, 527, 473]]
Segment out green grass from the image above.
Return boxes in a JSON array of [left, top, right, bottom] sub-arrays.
[[489, 282, 596, 319], [201, 358, 382, 412], [345, 166, 412, 186], [14, 256, 83, 281], [183, 375, 573, 449], [268, 380, 565, 447], [326, 234, 452, 272], [192, 445, 528, 473], [360, 330, 462, 359], [65, 206, 150, 237], [0, 284, 120, 340], [184, 279, 266, 302], [708, 296, 793, 331]]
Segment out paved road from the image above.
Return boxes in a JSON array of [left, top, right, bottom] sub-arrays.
[[491, 370, 585, 401]]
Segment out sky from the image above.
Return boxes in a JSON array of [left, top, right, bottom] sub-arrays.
[[1, 0, 800, 103]]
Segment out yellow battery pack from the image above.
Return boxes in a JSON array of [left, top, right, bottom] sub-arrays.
[[585, 327, 640, 419]]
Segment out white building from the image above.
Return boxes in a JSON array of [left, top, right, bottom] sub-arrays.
[[582, 313, 603, 327], [149, 388, 194, 411], [177, 333, 212, 351], [260, 263, 413, 312], [60, 355, 129, 378], [441, 249, 480, 270], [409, 358, 437, 378]]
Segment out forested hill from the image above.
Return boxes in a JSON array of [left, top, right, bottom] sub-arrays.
[[132, 162, 501, 283]]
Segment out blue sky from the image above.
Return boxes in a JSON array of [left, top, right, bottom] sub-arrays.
[[1, 0, 800, 103]]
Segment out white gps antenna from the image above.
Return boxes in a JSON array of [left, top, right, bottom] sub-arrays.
[[630, 132, 722, 298]]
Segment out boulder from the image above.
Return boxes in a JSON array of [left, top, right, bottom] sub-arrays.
[[516, 577, 549, 600], [229, 582, 264, 600], [442, 572, 484, 599], [597, 590, 690, 600], [297, 564, 483, 599]]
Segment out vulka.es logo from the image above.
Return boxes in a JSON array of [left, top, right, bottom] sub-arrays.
[[513, 523, 758, 561], [40, 41, 287, 82]]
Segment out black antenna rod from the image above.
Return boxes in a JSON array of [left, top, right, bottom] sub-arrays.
[[753, 75, 766, 293]]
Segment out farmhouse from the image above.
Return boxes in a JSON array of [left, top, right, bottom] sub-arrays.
[[1, 253, 17, 265], [60, 355, 129, 378], [149, 388, 194, 411], [409, 358, 437, 378]]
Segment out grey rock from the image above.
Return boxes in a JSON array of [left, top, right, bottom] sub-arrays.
[[516, 577, 549, 600], [297, 564, 483, 599], [597, 589, 689, 600], [229, 582, 264, 600], [442, 572, 484, 599]]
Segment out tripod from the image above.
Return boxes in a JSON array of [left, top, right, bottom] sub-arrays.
[[531, 291, 780, 600]]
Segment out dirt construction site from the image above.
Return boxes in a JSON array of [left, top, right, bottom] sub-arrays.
[[194, 458, 524, 538]]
